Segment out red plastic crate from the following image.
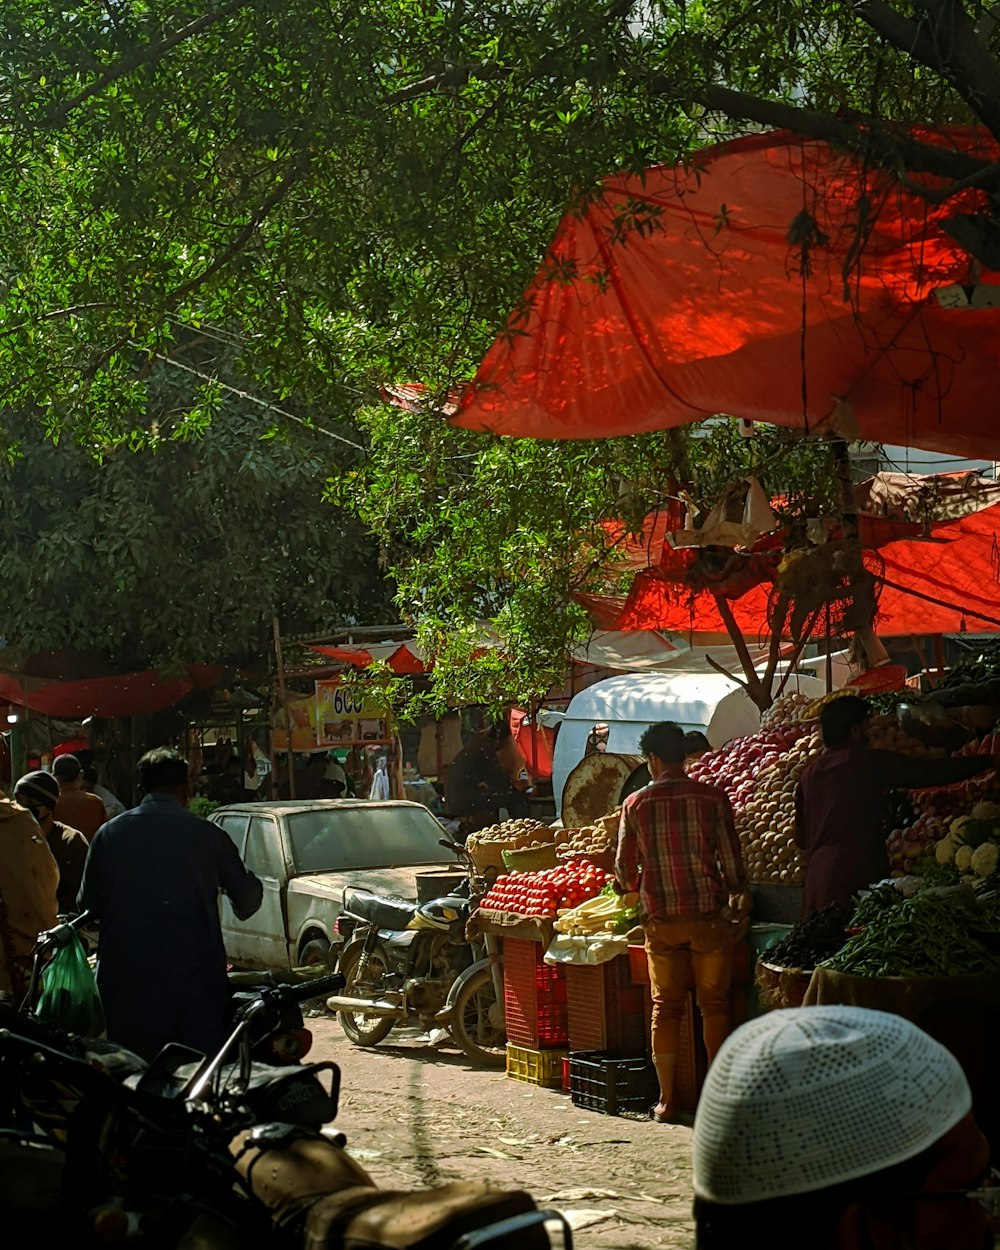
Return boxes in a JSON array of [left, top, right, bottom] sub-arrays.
[[628, 944, 649, 984], [566, 958, 646, 1055], [503, 938, 568, 1049]]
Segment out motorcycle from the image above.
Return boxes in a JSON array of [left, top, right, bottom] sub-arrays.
[[0, 970, 571, 1249], [326, 843, 506, 1066]]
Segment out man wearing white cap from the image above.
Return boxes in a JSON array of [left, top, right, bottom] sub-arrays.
[[693, 1006, 998, 1249]]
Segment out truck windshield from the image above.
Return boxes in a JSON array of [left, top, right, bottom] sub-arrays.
[[286, 805, 454, 874]]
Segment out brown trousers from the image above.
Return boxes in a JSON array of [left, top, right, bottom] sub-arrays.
[[644, 915, 735, 1062]]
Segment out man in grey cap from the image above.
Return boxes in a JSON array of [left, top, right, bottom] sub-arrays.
[[14, 771, 89, 915], [692, 1006, 998, 1249]]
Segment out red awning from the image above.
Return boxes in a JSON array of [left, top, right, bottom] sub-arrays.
[[308, 643, 427, 675], [0, 664, 223, 718], [453, 128, 1000, 458]]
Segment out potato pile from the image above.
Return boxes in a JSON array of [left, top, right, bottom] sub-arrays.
[[865, 717, 945, 757], [466, 818, 552, 854], [555, 809, 621, 861], [735, 730, 822, 884]]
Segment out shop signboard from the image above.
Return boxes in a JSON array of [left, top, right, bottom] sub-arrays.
[[315, 679, 391, 747], [270, 680, 392, 752]]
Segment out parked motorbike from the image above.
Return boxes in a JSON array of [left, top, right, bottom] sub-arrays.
[[0, 970, 571, 1249], [326, 843, 505, 1066]]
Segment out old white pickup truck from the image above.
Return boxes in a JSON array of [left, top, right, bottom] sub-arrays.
[[213, 799, 461, 971]]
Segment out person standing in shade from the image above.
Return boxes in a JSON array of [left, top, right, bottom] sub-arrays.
[[795, 696, 998, 915], [52, 754, 107, 842], [0, 795, 58, 1001], [82, 764, 126, 821], [369, 755, 391, 801], [78, 749, 262, 1059], [13, 771, 89, 916], [615, 721, 748, 1124]]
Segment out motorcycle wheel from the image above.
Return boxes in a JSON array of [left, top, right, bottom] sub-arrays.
[[337, 945, 395, 1047], [450, 966, 506, 1068]]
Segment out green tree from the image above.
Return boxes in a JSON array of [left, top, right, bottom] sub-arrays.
[[0, 2, 990, 700], [0, 2, 997, 449], [0, 374, 393, 669]]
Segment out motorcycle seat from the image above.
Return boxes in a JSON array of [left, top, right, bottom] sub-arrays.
[[343, 888, 419, 932]]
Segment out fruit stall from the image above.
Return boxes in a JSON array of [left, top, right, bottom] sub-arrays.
[[466, 647, 1000, 1119]]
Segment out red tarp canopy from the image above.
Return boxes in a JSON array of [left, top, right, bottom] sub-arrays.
[[0, 664, 223, 718], [453, 128, 1000, 459], [615, 501, 1000, 637], [509, 707, 555, 781], [308, 643, 427, 675]]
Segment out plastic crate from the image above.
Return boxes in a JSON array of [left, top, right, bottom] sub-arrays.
[[503, 938, 568, 1048], [566, 958, 646, 1054], [569, 1051, 659, 1116], [628, 944, 649, 985], [506, 1043, 567, 1088]]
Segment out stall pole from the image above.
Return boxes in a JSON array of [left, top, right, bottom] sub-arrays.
[[272, 616, 296, 799], [9, 715, 26, 784], [933, 634, 946, 682]]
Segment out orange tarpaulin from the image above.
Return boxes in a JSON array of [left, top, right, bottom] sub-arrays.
[[453, 129, 1000, 458], [616, 502, 1000, 637]]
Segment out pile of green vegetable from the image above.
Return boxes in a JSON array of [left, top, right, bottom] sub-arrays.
[[818, 884, 1000, 978], [764, 901, 854, 971]]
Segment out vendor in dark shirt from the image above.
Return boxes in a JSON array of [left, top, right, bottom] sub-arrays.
[[794, 696, 997, 914]]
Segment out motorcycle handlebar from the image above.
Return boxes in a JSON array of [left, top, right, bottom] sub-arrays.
[[284, 971, 345, 1003], [35, 911, 93, 952]]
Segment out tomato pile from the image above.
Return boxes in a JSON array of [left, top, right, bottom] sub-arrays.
[[481, 862, 612, 918]]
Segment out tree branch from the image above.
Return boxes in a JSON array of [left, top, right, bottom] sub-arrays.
[[166, 166, 304, 310], [685, 83, 997, 187], [712, 593, 766, 708], [45, 0, 249, 125], [859, 0, 1000, 141]]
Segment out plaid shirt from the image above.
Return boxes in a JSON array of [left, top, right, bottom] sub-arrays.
[[615, 776, 745, 921]]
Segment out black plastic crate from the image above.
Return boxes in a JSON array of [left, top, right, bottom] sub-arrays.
[[568, 1050, 659, 1116]]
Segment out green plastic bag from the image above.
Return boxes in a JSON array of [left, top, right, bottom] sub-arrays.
[[36, 934, 105, 1038]]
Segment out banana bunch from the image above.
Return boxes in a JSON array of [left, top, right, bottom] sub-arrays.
[[554, 890, 639, 936]]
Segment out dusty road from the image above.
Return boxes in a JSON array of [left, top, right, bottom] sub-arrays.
[[309, 1016, 696, 1249]]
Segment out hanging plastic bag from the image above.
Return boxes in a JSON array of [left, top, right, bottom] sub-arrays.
[[36, 934, 105, 1038]]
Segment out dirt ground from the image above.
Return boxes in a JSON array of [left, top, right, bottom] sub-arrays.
[[309, 1016, 696, 1249]]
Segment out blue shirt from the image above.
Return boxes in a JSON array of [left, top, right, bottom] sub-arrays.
[[78, 792, 262, 1057]]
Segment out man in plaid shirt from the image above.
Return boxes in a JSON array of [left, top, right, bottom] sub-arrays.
[[615, 722, 747, 1122]]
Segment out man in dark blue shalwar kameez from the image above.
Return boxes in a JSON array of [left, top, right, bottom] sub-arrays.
[[78, 749, 263, 1059]]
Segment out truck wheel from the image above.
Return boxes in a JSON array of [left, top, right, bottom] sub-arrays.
[[299, 937, 333, 969], [450, 966, 506, 1068], [337, 945, 395, 1046]]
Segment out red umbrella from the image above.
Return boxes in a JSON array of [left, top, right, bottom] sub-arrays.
[[453, 128, 1000, 459]]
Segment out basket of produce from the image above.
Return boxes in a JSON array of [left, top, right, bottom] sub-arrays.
[[753, 902, 854, 1013], [755, 959, 813, 1012], [466, 818, 553, 875], [555, 810, 620, 871], [502, 842, 557, 872]]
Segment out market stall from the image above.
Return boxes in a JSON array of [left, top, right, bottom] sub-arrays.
[[464, 812, 750, 1116]]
